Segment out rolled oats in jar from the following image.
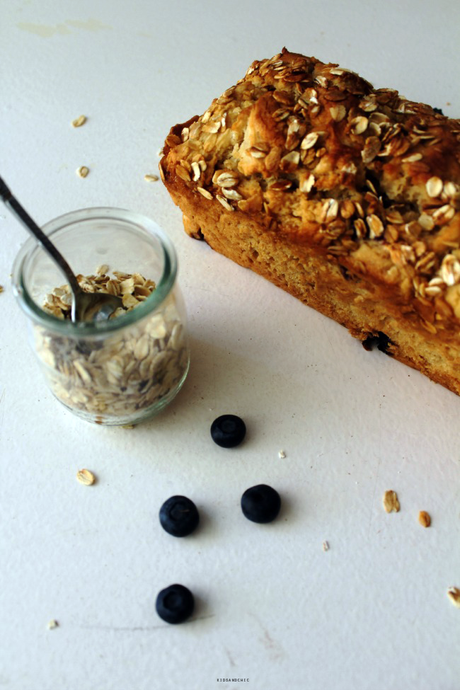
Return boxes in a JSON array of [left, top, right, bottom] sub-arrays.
[[12, 208, 190, 425]]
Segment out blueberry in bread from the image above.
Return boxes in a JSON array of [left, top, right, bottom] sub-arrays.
[[160, 48, 460, 395]]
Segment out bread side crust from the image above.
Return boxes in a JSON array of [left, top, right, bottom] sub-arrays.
[[164, 176, 460, 394]]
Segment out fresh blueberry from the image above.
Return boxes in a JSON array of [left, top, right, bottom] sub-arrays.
[[211, 414, 246, 448], [159, 495, 199, 537], [156, 584, 194, 624], [241, 484, 281, 523]]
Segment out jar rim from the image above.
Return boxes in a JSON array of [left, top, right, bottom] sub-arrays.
[[11, 207, 178, 335]]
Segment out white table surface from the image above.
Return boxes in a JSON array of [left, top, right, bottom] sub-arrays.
[[1, 1, 459, 688]]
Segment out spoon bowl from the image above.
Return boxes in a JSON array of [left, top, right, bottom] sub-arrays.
[[71, 289, 124, 322]]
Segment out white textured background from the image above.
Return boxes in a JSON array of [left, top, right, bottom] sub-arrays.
[[1, 1, 459, 689]]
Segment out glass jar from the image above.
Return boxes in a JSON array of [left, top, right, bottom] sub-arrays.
[[12, 208, 190, 426]]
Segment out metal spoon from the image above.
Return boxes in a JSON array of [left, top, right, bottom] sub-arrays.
[[0, 176, 124, 322]]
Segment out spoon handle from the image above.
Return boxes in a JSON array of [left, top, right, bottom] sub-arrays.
[[0, 176, 82, 297]]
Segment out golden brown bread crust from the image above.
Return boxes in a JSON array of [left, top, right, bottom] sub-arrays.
[[160, 48, 460, 395]]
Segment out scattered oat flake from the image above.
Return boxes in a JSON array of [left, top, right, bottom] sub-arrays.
[[72, 115, 87, 128], [382, 490, 400, 513], [278, 450, 286, 459], [47, 619, 59, 629], [447, 587, 460, 608], [0, 285, 3, 293], [418, 510, 431, 528], [322, 541, 329, 552], [76, 468, 96, 486], [144, 174, 159, 183], [76, 166, 89, 178]]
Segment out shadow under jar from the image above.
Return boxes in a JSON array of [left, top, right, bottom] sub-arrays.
[[12, 208, 190, 426]]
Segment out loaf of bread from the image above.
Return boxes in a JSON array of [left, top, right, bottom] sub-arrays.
[[160, 48, 460, 395]]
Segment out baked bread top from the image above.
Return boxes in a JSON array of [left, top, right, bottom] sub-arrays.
[[160, 48, 460, 333]]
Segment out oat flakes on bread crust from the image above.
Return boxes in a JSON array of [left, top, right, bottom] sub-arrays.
[[160, 48, 460, 395]]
